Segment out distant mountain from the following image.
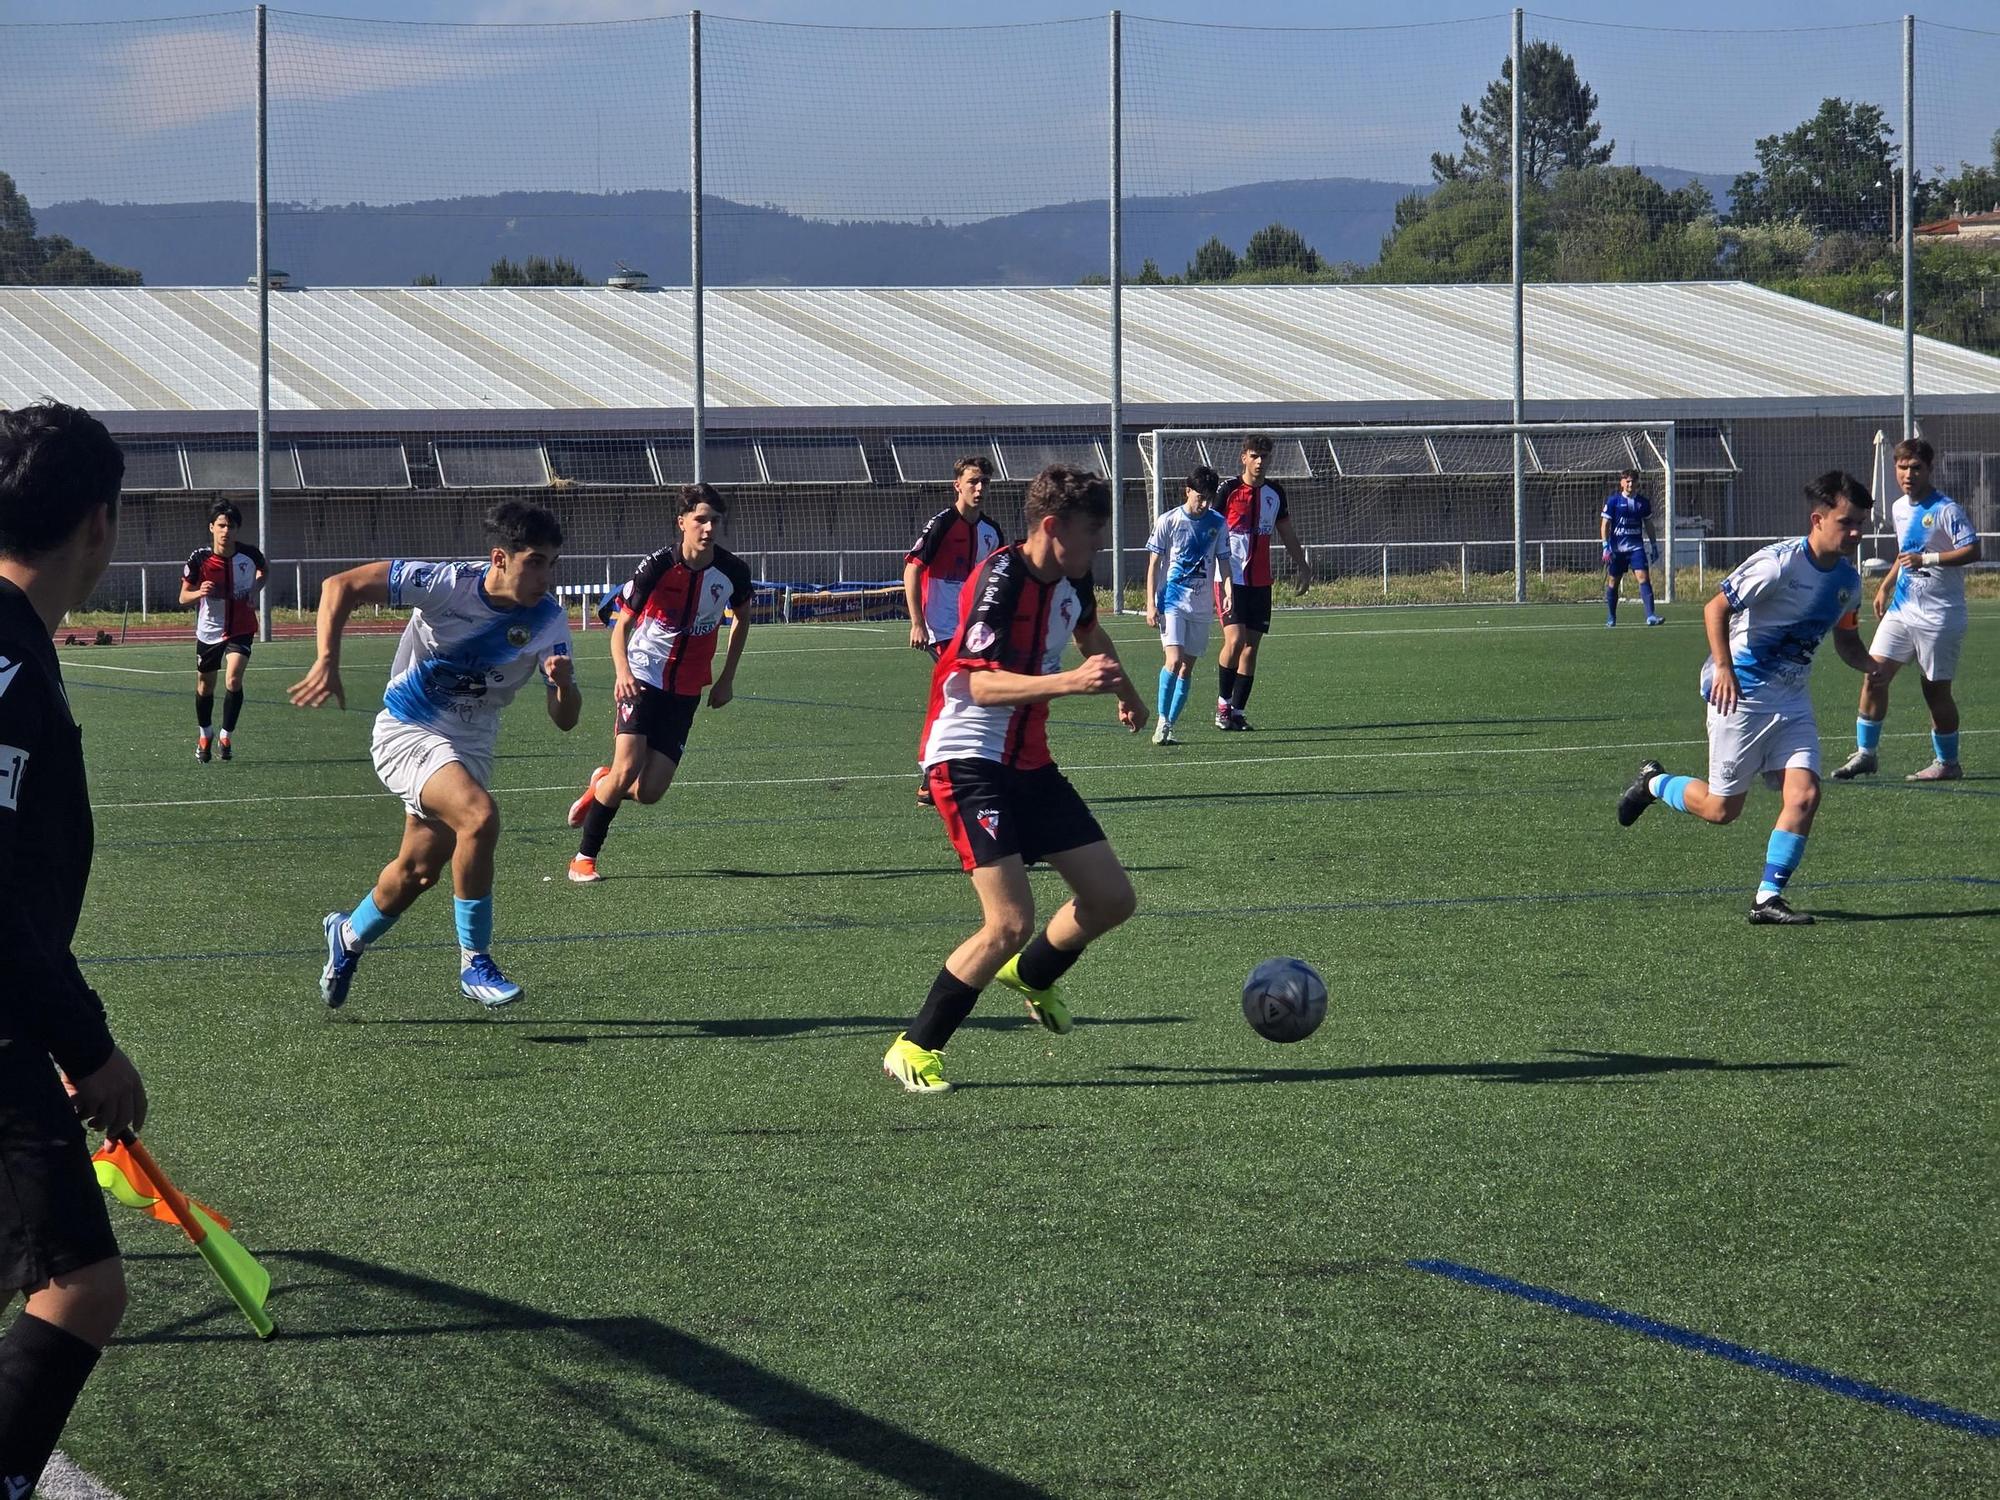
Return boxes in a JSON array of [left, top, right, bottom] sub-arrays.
[[36, 168, 1740, 289], [1635, 165, 1739, 209], [39, 180, 1419, 288]]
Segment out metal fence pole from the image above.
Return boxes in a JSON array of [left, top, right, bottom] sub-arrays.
[[1902, 13, 1916, 439], [139, 568, 147, 621], [1662, 423, 1677, 606], [255, 4, 273, 643], [1510, 8, 1526, 605], [689, 10, 706, 483], [1107, 9, 1124, 614]]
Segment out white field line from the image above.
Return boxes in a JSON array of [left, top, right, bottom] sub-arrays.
[[39, 1452, 126, 1500], [89, 727, 1995, 812]]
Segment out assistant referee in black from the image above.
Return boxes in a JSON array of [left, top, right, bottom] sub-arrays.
[[0, 400, 147, 1494]]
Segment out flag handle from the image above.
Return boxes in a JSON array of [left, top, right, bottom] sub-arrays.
[[123, 1138, 275, 1339]]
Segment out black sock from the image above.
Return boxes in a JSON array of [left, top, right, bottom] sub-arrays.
[[0, 1311, 102, 1495], [906, 967, 982, 1052], [578, 797, 619, 859], [222, 688, 244, 732], [195, 692, 213, 731], [1217, 664, 1238, 703], [1230, 673, 1255, 712], [1015, 927, 1084, 991]]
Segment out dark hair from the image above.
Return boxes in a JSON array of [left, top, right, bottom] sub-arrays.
[[1893, 437, 1934, 465], [952, 453, 994, 481], [1186, 465, 1220, 497], [483, 498, 564, 553], [1024, 464, 1110, 527], [1804, 470, 1872, 512], [678, 482, 725, 517], [0, 400, 123, 559], [209, 499, 242, 525], [1241, 434, 1274, 458], [1618, 468, 1639, 482]]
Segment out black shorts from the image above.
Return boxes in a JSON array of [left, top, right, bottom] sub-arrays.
[[1220, 584, 1273, 634], [616, 684, 701, 762], [195, 634, 253, 674], [0, 1041, 119, 1293], [926, 759, 1106, 873]]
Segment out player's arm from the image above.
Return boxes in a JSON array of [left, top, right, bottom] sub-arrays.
[[245, 543, 269, 587], [1831, 616, 1879, 682], [1599, 510, 1612, 562], [903, 559, 927, 649], [178, 555, 210, 606], [544, 647, 581, 732], [708, 610, 749, 709], [289, 560, 392, 709], [1143, 550, 1161, 629], [607, 607, 641, 703], [1703, 589, 1741, 714], [1645, 519, 1662, 563], [1274, 512, 1311, 593], [1871, 556, 1901, 619], [1071, 617, 1146, 730], [1900, 538, 1982, 569]]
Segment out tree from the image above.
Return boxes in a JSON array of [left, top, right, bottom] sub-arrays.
[[1368, 180, 1515, 284], [1923, 127, 2000, 220], [1184, 236, 1239, 284], [1544, 168, 1717, 282], [486, 255, 591, 287], [1431, 41, 1613, 187], [412, 272, 441, 287], [0, 171, 141, 286], [1242, 223, 1322, 275], [1729, 98, 1898, 239], [1131, 257, 1171, 285]]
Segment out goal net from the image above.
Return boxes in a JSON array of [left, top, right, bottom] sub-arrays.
[[1136, 422, 1692, 609]]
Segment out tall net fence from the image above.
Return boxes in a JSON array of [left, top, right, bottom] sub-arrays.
[[1913, 22, 2000, 358]]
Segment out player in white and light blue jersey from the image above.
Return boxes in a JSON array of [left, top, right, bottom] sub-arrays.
[[1618, 472, 1880, 925], [290, 501, 581, 1008], [1832, 438, 1982, 782], [1600, 469, 1662, 627], [1144, 466, 1228, 745]]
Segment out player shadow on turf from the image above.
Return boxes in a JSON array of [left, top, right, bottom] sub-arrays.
[[341, 1014, 1192, 1043], [115, 1249, 1056, 1500], [1806, 907, 2000, 924], [968, 1049, 1845, 1091]]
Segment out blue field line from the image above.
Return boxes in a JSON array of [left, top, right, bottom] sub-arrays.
[[75, 873, 1992, 968], [1406, 1259, 1999, 1438]]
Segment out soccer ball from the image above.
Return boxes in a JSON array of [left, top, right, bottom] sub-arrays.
[[1241, 957, 1328, 1044]]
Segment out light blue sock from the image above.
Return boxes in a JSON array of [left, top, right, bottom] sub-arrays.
[[1639, 580, 1657, 616], [1648, 773, 1694, 814], [1157, 667, 1175, 723], [1167, 673, 1190, 724], [1934, 729, 1960, 764], [1757, 829, 1808, 900], [454, 895, 493, 956], [1856, 716, 1883, 754], [347, 891, 397, 948]]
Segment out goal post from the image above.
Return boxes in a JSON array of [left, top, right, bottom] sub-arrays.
[[1138, 422, 1680, 608]]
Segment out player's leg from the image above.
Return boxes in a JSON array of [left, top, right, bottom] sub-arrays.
[[1907, 622, 1965, 780], [1632, 563, 1661, 625], [1155, 641, 1188, 745], [320, 810, 456, 1005], [1228, 626, 1263, 726], [1217, 619, 1244, 727], [1603, 553, 1623, 626], [411, 763, 522, 1007], [991, 771, 1127, 1032], [1748, 767, 1821, 924], [193, 660, 217, 761], [1618, 707, 1756, 827], [916, 642, 942, 806], [1839, 618, 1915, 777], [886, 857, 1036, 1094], [573, 692, 690, 879], [218, 642, 249, 759]]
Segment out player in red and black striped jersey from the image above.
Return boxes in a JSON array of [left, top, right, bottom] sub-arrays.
[[902, 451, 1003, 806], [177, 501, 266, 762], [566, 484, 753, 882], [1213, 435, 1309, 731], [884, 465, 1147, 1095]]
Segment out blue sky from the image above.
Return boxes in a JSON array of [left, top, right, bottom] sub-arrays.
[[3, 0, 1993, 212]]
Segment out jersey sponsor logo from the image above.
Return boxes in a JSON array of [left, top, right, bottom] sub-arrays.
[[965, 622, 997, 654], [0, 743, 26, 811], [507, 625, 530, 648], [1058, 597, 1075, 631], [0, 657, 18, 700]]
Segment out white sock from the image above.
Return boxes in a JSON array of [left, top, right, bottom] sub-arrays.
[[461, 946, 482, 969], [339, 919, 362, 952]]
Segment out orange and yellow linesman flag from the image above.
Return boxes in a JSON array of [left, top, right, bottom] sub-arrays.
[[92, 1138, 275, 1340]]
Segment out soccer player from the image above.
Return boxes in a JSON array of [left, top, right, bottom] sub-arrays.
[[1616, 471, 1879, 925], [1213, 434, 1310, 730], [1831, 438, 1981, 782], [1144, 464, 1227, 746], [178, 499, 267, 761], [289, 500, 580, 1009], [883, 465, 1145, 1094], [0, 400, 149, 1498], [1600, 467, 1663, 627], [903, 453, 1002, 804], [565, 484, 752, 883]]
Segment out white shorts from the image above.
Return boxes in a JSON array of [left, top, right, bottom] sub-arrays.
[[1160, 607, 1210, 657], [1705, 703, 1819, 797], [1870, 610, 1965, 682], [371, 714, 493, 819]]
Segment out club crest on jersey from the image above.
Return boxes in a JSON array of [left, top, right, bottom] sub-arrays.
[[965, 622, 997, 654], [976, 809, 1001, 836], [507, 625, 530, 648], [1058, 598, 1075, 630]]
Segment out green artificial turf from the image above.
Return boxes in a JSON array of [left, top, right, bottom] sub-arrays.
[[46, 602, 1998, 1498]]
